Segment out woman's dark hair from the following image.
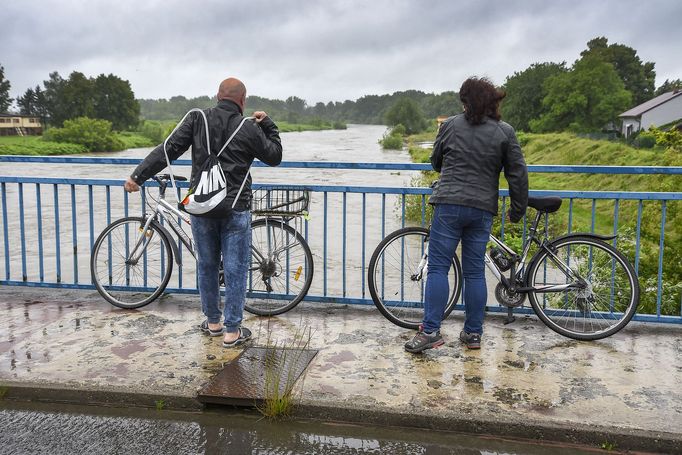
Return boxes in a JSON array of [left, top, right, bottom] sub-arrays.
[[459, 77, 506, 125]]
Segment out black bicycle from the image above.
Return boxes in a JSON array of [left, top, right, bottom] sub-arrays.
[[367, 196, 640, 340]]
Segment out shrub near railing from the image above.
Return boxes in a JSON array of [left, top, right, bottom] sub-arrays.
[[43, 117, 125, 152]]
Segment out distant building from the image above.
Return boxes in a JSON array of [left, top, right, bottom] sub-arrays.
[[0, 114, 43, 136], [619, 90, 682, 138]]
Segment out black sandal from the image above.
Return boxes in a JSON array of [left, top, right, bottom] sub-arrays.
[[223, 327, 252, 348], [200, 320, 224, 337]]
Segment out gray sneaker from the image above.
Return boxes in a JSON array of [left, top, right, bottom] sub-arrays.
[[404, 331, 444, 353], [459, 331, 481, 349]]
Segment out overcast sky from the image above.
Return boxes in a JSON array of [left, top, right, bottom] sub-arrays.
[[2, 0, 681, 105]]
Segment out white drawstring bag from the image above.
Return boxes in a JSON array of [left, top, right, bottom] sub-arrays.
[[162, 108, 253, 217]]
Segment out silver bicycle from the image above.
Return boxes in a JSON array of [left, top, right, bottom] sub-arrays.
[[367, 196, 640, 340], [90, 174, 314, 315]]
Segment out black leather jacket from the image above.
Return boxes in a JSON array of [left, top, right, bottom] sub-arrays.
[[131, 100, 282, 211], [429, 113, 528, 222]]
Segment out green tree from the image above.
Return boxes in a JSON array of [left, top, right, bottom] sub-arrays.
[[33, 86, 49, 127], [385, 97, 428, 134], [43, 71, 68, 126], [421, 91, 462, 119], [92, 74, 140, 130], [285, 96, 306, 115], [530, 56, 632, 133], [0, 64, 12, 113], [17, 87, 36, 115], [501, 62, 567, 131], [655, 79, 682, 96], [60, 71, 95, 123], [580, 37, 656, 105]]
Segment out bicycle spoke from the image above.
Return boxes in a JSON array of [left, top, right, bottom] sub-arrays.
[[529, 237, 638, 340]]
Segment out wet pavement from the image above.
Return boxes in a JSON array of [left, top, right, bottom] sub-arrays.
[[0, 287, 680, 453]]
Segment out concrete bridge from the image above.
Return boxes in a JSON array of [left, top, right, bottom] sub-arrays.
[[0, 158, 681, 451]]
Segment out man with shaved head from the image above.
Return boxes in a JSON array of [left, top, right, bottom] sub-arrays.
[[125, 77, 282, 347]]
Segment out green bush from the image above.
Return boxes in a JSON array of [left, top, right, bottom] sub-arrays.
[[391, 124, 407, 136], [43, 117, 125, 152], [636, 132, 656, 149], [116, 132, 155, 148], [138, 120, 170, 144], [379, 132, 403, 150], [649, 126, 682, 151]]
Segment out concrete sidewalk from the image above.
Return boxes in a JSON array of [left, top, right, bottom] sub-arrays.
[[1, 287, 680, 453]]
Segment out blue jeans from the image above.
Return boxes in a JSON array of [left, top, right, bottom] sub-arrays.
[[423, 204, 493, 335], [190, 210, 251, 333]]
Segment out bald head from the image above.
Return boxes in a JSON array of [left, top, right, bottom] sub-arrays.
[[217, 78, 246, 108]]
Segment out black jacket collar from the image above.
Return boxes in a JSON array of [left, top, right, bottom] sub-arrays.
[[216, 99, 243, 115]]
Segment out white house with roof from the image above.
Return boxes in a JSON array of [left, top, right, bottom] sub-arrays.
[[619, 90, 682, 138]]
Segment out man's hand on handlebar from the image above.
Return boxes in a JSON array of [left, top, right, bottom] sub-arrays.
[[124, 177, 140, 193]]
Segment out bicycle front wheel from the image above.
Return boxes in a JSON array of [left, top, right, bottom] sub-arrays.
[[245, 218, 314, 316], [368, 227, 462, 330], [91, 216, 174, 309], [527, 235, 639, 340]]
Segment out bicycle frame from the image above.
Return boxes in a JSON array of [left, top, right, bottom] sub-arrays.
[[123, 182, 196, 269], [483, 211, 584, 294]]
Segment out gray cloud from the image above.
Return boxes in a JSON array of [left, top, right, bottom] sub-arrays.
[[2, 0, 681, 104]]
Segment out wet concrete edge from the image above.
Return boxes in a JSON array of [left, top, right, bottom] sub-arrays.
[[1, 380, 679, 453], [0, 380, 203, 411], [292, 403, 681, 454]]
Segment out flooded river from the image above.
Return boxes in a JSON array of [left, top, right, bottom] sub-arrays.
[[0, 125, 420, 300]]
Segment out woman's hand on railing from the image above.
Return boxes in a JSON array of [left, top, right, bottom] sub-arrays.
[[124, 177, 140, 193]]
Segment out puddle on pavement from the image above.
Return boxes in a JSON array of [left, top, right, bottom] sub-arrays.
[[0, 401, 612, 454]]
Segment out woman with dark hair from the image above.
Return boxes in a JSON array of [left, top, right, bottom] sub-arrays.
[[405, 77, 528, 352]]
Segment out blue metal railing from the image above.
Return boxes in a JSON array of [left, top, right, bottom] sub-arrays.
[[1, 157, 680, 324]]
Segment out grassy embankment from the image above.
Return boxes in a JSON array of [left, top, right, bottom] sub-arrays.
[[407, 132, 682, 315], [0, 132, 155, 155], [0, 119, 345, 155]]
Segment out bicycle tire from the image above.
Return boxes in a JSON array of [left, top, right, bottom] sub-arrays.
[[368, 226, 462, 330], [526, 235, 639, 340], [245, 218, 314, 316], [91, 216, 174, 309]]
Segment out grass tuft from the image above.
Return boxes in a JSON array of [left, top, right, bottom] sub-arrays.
[[257, 323, 313, 420]]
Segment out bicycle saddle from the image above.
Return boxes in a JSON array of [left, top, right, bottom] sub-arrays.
[[528, 196, 562, 213]]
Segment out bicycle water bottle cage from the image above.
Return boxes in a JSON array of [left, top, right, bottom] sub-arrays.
[[490, 247, 512, 271]]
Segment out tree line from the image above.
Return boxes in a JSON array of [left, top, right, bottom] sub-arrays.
[[501, 37, 681, 133], [138, 90, 462, 128], [1, 69, 139, 131], [1, 36, 680, 135]]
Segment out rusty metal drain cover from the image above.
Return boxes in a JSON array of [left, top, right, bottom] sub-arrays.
[[197, 346, 318, 406]]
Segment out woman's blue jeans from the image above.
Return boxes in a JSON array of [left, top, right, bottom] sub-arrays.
[[423, 204, 493, 335], [190, 210, 251, 333]]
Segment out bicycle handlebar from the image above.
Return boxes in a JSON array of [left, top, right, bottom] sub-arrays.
[[152, 174, 187, 183]]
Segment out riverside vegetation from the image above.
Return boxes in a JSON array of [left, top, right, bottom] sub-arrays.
[[405, 130, 682, 317]]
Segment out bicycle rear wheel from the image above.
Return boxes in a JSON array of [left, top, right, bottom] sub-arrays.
[[527, 235, 639, 340], [91, 216, 173, 309], [245, 218, 314, 316], [368, 227, 462, 329]]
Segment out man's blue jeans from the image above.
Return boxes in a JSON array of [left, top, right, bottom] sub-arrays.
[[190, 210, 251, 333], [423, 204, 493, 335]]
